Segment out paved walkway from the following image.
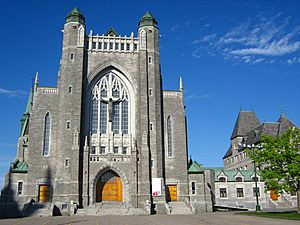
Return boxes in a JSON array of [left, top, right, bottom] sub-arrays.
[[0, 212, 298, 225]]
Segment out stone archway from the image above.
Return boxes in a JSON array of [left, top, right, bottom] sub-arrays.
[[96, 170, 123, 202]]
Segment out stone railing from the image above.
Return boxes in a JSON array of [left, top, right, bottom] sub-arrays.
[[87, 32, 139, 53], [90, 154, 131, 163], [163, 91, 182, 98], [40, 87, 58, 94]]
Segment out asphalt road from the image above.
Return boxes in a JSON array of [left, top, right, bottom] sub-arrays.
[[0, 212, 298, 225]]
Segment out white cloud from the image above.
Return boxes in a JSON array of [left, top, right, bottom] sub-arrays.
[[192, 13, 300, 65], [0, 143, 16, 149], [171, 24, 180, 32], [186, 94, 211, 101], [0, 87, 27, 98]]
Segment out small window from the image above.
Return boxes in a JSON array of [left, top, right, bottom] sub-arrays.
[[253, 187, 260, 197], [237, 188, 244, 197], [92, 42, 97, 49], [113, 147, 119, 154], [122, 147, 127, 155], [104, 42, 108, 50], [219, 177, 226, 182], [65, 158, 69, 167], [134, 44, 138, 51], [68, 86, 72, 94], [150, 159, 153, 167], [191, 182, 196, 195], [66, 121, 71, 130], [121, 43, 125, 50], [148, 56, 152, 64], [91, 146, 96, 154], [126, 43, 130, 51], [115, 42, 119, 50], [109, 42, 113, 50], [100, 146, 105, 154], [252, 177, 259, 182], [17, 181, 23, 196], [150, 122, 153, 131], [98, 42, 102, 49], [62, 203, 68, 210], [149, 88, 153, 96], [236, 177, 243, 182], [220, 188, 227, 198], [70, 53, 74, 60]]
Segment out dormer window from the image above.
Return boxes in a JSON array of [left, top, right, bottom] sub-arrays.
[[219, 177, 226, 182], [236, 177, 243, 182]]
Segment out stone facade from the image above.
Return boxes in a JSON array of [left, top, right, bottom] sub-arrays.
[[0, 8, 213, 217]]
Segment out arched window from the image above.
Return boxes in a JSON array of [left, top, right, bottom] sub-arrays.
[[219, 177, 226, 182], [91, 72, 129, 134], [167, 116, 174, 157], [42, 112, 51, 156]]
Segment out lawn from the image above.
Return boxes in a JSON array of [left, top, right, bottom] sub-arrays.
[[237, 211, 300, 221]]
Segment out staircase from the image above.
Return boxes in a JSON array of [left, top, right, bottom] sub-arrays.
[[22, 202, 52, 217], [167, 202, 192, 215]]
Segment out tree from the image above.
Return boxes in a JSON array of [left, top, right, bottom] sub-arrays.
[[247, 128, 300, 213]]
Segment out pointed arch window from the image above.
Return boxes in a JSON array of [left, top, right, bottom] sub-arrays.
[[91, 72, 129, 134], [167, 116, 174, 157], [42, 112, 51, 156]]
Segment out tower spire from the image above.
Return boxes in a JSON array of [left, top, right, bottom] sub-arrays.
[[34, 72, 39, 92], [179, 76, 183, 92]]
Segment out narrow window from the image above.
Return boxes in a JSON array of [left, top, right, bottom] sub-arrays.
[[70, 53, 74, 60], [115, 42, 119, 50], [191, 182, 196, 195], [98, 42, 102, 50], [148, 56, 152, 64], [113, 147, 119, 154], [42, 113, 51, 156], [150, 159, 154, 167], [149, 88, 153, 96], [253, 187, 260, 197], [220, 188, 227, 198], [237, 188, 244, 197], [126, 43, 130, 51], [122, 147, 127, 155], [68, 86, 72, 94], [236, 177, 243, 182], [91, 146, 96, 154], [150, 122, 153, 131], [103, 42, 107, 50], [100, 146, 106, 154], [219, 177, 226, 182], [109, 42, 113, 50], [134, 43, 138, 51], [17, 181, 23, 196], [65, 159, 69, 167], [167, 116, 173, 157], [66, 121, 71, 130], [121, 43, 125, 50]]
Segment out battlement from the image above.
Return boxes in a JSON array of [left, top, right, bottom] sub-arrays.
[[87, 32, 139, 53], [39, 87, 58, 94]]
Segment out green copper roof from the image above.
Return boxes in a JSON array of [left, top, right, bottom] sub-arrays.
[[10, 159, 28, 173], [20, 88, 34, 137], [65, 7, 85, 24], [188, 161, 204, 173], [138, 11, 158, 28], [210, 168, 261, 182], [105, 27, 118, 36]]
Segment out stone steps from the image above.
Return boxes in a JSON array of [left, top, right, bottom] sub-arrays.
[[167, 202, 192, 215]]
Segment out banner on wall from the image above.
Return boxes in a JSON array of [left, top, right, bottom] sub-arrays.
[[152, 178, 162, 196]]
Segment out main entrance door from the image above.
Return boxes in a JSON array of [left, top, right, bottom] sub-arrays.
[[38, 184, 49, 202], [97, 171, 123, 202], [166, 185, 177, 201]]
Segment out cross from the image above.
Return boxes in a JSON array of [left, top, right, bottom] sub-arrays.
[[101, 97, 120, 122]]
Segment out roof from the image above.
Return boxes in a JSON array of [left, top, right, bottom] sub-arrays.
[[10, 159, 28, 173], [20, 88, 34, 137], [188, 161, 204, 173], [65, 7, 85, 24], [230, 111, 260, 140], [105, 27, 118, 36], [212, 168, 259, 182], [138, 11, 158, 29], [223, 145, 232, 158]]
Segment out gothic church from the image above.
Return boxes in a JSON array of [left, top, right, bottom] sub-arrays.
[[0, 8, 213, 217]]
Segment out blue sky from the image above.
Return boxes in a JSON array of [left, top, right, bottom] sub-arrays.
[[0, 0, 300, 188]]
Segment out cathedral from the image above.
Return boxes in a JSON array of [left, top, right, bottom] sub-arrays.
[[0, 8, 213, 217]]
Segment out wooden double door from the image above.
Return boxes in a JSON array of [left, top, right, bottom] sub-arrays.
[[97, 171, 123, 202], [166, 185, 177, 201], [38, 184, 50, 202]]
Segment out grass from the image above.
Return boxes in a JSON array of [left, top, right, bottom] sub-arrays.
[[237, 211, 300, 220]]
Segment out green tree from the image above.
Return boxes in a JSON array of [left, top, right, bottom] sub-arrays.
[[248, 128, 300, 213]]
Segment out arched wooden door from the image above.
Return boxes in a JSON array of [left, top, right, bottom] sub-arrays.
[[97, 171, 123, 202]]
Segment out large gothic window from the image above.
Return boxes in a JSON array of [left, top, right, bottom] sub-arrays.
[[42, 112, 51, 156], [91, 73, 129, 134], [167, 116, 174, 157]]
